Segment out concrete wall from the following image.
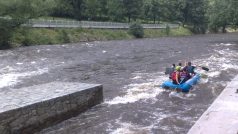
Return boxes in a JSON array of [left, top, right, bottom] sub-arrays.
[[0, 82, 103, 134], [187, 75, 238, 134]]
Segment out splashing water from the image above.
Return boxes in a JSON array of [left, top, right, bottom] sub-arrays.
[[0, 68, 48, 88], [104, 43, 238, 134], [106, 43, 238, 105], [105, 72, 168, 105], [194, 43, 238, 78], [109, 119, 154, 134]]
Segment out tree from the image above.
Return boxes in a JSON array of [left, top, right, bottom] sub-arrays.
[[150, 0, 161, 24], [71, 0, 84, 20], [122, 0, 144, 22], [208, 0, 230, 33], [0, 0, 55, 49], [181, 0, 208, 33], [107, 0, 125, 22], [51, 0, 74, 18], [158, 0, 185, 23], [230, 0, 238, 29], [98, 0, 109, 21], [143, 0, 152, 22], [83, 0, 100, 20]]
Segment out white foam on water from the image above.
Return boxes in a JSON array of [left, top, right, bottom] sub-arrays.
[[107, 43, 238, 134], [220, 43, 235, 46], [0, 68, 48, 88], [105, 82, 163, 105], [221, 63, 238, 70], [107, 43, 238, 105], [169, 92, 194, 100], [41, 58, 47, 61], [82, 43, 96, 47], [194, 44, 238, 79], [200, 77, 209, 84], [131, 76, 142, 80], [16, 63, 23, 65], [207, 71, 221, 78], [0, 51, 14, 57], [0, 66, 16, 73], [105, 73, 168, 105], [31, 61, 36, 64], [109, 120, 153, 134]]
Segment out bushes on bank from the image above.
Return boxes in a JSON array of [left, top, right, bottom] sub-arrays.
[[129, 23, 144, 38], [0, 19, 17, 49]]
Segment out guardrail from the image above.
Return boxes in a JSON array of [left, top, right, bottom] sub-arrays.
[[24, 19, 179, 29]]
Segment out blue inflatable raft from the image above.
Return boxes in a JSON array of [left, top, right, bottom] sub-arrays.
[[162, 74, 201, 92]]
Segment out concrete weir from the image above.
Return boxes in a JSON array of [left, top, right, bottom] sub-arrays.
[[0, 82, 103, 134], [188, 75, 238, 134]]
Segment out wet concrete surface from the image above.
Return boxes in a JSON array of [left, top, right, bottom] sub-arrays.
[[1, 33, 238, 133], [188, 75, 238, 134]]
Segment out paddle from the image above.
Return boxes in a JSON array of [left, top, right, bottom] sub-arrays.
[[198, 66, 209, 71]]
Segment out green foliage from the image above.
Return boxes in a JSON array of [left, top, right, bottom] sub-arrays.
[[165, 24, 170, 36], [230, 0, 238, 27], [144, 27, 192, 38], [129, 23, 144, 38], [3, 0, 238, 49], [159, 0, 185, 22], [0, 0, 55, 49], [208, 0, 238, 33], [11, 28, 134, 45], [150, 0, 161, 23], [181, 0, 208, 33], [107, 0, 125, 22], [48, 0, 238, 34], [51, 0, 74, 18], [83, 0, 99, 20], [122, 0, 144, 22], [0, 19, 14, 49], [11, 27, 191, 46], [170, 27, 192, 36], [60, 30, 70, 43]]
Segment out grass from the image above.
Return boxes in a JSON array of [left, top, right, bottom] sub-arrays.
[[144, 27, 192, 38], [11, 27, 192, 47]]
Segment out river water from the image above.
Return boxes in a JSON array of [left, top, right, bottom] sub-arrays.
[[1, 33, 238, 134]]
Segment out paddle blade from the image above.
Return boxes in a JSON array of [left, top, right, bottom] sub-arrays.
[[201, 66, 209, 71]]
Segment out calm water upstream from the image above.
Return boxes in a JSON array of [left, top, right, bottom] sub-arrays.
[[1, 33, 238, 134]]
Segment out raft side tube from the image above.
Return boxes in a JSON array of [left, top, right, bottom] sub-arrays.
[[162, 74, 200, 92]]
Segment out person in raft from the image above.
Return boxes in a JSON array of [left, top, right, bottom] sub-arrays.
[[170, 66, 181, 85], [170, 62, 190, 85], [183, 61, 196, 78]]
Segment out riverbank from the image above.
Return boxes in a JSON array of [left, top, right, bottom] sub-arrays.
[[11, 27, 192, 47]]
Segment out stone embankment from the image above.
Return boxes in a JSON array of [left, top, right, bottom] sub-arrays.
[[0, 82, 103, 134]]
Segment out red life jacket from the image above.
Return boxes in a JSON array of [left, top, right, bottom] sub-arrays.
[[171, 72, 177, 81]]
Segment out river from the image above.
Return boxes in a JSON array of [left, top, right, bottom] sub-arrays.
[[1, 33, 238, 134]]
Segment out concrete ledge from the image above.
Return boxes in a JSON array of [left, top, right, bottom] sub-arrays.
[[0, 82, 103, 134], [188, 75, 238, 134]]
